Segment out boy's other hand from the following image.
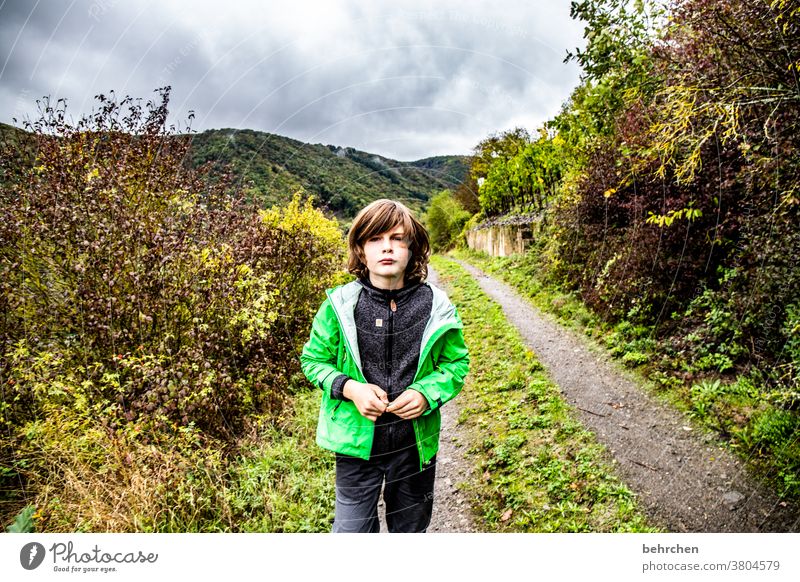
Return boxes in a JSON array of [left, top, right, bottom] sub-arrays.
[[385, 389, 428, 419], [343, 380, 389, 421]]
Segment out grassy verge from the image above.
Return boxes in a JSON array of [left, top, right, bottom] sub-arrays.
[[5, 387, 334, 532], [448, 247, 800, 501], [227, 388, 334, 532], [430, 254, 658, 532]]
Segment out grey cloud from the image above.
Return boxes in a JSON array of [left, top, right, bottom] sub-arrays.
[[1, 0, 217, 127], [1, 0, 585, 160]]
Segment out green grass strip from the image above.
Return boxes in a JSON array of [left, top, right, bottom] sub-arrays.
[[431, 254, 658, 532], [225, 389, 335, 532]]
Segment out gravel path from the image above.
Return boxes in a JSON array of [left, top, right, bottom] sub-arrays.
[[450, 258, 800, 532], [377, 265, 478, 532], [426, 378, 478, 532]]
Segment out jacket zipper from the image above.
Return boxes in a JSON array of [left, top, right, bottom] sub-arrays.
[[386, 300, 394, 392], [412, 418, 424, 468], [386, 299, 394, 449]]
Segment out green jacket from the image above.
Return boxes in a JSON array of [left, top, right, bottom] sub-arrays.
[[300, 279, 469, 470]]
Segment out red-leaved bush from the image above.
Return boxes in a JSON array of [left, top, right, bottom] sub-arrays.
[[0, 88, 345, 442]]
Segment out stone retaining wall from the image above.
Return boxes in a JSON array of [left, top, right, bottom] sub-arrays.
[[466, 215, 542, 256]]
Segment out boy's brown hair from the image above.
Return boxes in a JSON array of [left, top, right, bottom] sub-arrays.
[[347, 199, 431, 284]]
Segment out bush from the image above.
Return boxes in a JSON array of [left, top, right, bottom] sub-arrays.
[[423, 190, 472, 251], [0, 88, 345, 529], [743, 409, 800, 455], [13, 403, 231, 532]]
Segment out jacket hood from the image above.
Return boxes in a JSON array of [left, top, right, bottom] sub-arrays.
[[325, 278, 462, 376]]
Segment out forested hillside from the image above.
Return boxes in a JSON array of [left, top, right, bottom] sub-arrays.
[[170, 129, 467, 222], [0, 122, 469, 224]]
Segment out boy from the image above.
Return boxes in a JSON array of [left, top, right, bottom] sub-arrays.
[[300, 199, 469, 533]]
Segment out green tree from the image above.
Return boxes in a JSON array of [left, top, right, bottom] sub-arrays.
[[472, 128, 566, 217], [424, 190, 472, 251]]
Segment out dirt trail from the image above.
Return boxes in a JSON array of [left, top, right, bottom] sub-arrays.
[[377, 397, 476, 532], [451, 257, 800, 532], [426, 265, 478, 532], [378, 265, 478, 532]]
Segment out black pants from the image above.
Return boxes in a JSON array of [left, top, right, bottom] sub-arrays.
[[332, 446, 436, 533]]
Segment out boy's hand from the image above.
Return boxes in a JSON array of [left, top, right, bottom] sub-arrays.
[[386, 389, 429, 419], [343, 380, 389, 421]]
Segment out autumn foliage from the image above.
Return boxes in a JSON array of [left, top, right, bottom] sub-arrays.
[[0, 89, 345, 529], [471, 0, 799, 384], [463, 0, 799, 495]]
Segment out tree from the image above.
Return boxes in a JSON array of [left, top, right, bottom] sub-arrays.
[[424, 190, 471, 251], [0, 88, 345, 439]]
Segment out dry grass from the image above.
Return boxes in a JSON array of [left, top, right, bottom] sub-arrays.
[[15, 406, 232, 532]]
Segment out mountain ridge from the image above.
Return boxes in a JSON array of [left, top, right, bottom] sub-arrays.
[[188, 127, 470, 222], [0, 121, 470, 223]]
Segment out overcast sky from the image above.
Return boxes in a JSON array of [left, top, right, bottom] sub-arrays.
[[1, 0, 586, 161]]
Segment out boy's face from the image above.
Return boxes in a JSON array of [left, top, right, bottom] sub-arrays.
[[362, 224, 411, 284]]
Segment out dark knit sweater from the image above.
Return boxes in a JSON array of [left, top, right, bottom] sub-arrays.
[[330, 275, 433, 458]]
